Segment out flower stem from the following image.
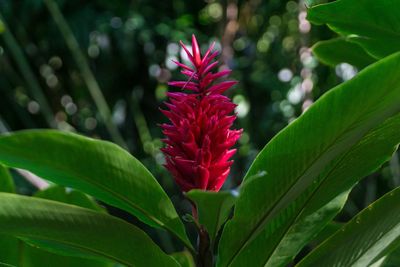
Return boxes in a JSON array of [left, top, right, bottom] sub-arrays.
[[191, 202, 213, 267]]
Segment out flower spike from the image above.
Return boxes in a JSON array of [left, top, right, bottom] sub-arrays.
[[160, 35, 242, 192]]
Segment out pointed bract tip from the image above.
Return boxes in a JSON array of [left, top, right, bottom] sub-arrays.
[[191, 34, 202, 68]]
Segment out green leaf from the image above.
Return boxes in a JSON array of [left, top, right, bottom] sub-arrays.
[[307, 0, 400, 59], [0, 177, 111, 267], [304, 0, 327, 8], [0, 130, 192, 249], [297, 187, 400, 267], [186, 190, 237, 242], [309, 221, 343, 246], [21, 186, 112, 267], [218, 52, 400, 267], [171, 251, 196, 267], [0, 235, 18, 267], [0, 164, 14, 193], [20, 245, 112, 267], [312, 38, 376, 69], [0, 193, 179, 267], [0, 165, 17, 267], [35, 185, 106, 213], [381, 245, 400, 267]]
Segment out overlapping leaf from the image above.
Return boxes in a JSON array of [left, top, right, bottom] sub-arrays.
[[312, 38, 376, 69], [186, 190, 237, 242], [218, 52, 400, 266], [0, 130, 192, 249], [308, 0, 400, 59], [0, 193, 179, 267], [298, 187, 400, 267], [0, 165, 17, 267]]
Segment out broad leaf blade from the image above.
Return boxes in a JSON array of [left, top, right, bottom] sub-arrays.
[[35, 185, 106, 213], [0, 164, 14, 193], [0, 193, 179, 267], [304, 0, 326, 7], [22, 186, 112, 266], [21, 246, 112, 267], [186, 190, 237, 242], [298, 187, 400, 267], [307, 0, 400, 59], [0, 165, 17, 267], [263, 114, 400, 267], [0, 130, 191, 249], [218, 52, 400, 267], [171, 251, 196, 267], [312, 38, 376, 69], [380, 245, 400, 267]]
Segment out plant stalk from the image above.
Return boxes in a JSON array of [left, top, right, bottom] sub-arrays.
[[191, 203, 213, 267]]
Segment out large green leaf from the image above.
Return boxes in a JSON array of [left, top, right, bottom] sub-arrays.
[[35, 185, 106, 214], [171, 251, 195, 267], [0, 130, 192, 249], [298, 187, 400, 267], [309, 221, 343, 246], [312, 38, 376, 69], [0, 166, 17, 267], [0, 193, 179, 267], [381, 245, 400, 267], [186, 190, 237, 242], [0, 164, 14, 193], [20, 246, 112, 267], [304, 0, 327, 7], [218, 52, 400, 267], [307, 0, 400, 59], [21, 186, 112, 267]]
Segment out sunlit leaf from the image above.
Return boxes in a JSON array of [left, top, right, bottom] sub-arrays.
[[0, 130, 192, 249], [218, 52, 400, 267], [308, 0, 400, 58]]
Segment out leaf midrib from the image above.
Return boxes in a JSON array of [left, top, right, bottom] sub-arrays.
[[10, 233, 133, 267], [345, 219, 400, 266], [0, 134, 192, 249], [262, 112, 400, 266], [224, 84, 400, 266], [262, 121, 370, 266]]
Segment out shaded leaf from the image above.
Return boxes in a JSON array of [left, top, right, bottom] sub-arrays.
[[0, 130, 192, 249], [21, 244, 112, 267], [298, 187, 400, 267], [19, 186, 112, 267], [186, 190, 237, 242], [0, 193, 179, 267], [0, 165, 17, 267], [381, 245, 400, 267], [171, 251, 196, 267], [35, 185, 106, 213], [312, 38, 376, 69], [309, 221, 343, 246], [0, 164, 14, 193]]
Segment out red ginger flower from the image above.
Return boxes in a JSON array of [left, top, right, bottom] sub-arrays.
[[160, 35, 242, 192]]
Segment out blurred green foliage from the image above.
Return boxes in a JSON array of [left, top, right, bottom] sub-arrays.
[[0, 0, 398, 256]]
